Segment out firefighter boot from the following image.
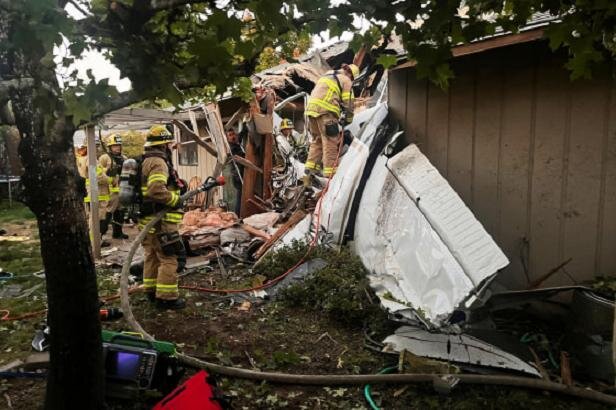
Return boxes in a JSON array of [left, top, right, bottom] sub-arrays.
[[100, 214, 112, 247], [156, 297, 186, 310], [112, 210, 129, 239]]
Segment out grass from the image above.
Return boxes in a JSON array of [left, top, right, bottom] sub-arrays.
[[0, 199, 36, 224]]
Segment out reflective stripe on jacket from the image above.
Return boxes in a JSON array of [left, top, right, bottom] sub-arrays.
[[99, 153, 126, 194], [84, 165, 112, 203], [305, 71, 354, 122], [139, 148, 183, 230]]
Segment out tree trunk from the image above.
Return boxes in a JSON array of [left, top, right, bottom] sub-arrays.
[[2, 5, 105, 407], [12, 99, 105, 409]]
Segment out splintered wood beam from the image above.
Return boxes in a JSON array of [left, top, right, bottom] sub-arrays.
[[233, 155, 262, 174], [353, 45, 368, 67], [240, 138, 258, 218], [263, 133, 273, 200], [247, 198, 267, 213], [172, 119, 217, 156], [224, 107, 247, 130], [254, 209, 306, 260]]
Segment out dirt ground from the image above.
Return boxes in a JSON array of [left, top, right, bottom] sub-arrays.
[[0, 201, 612, 409]]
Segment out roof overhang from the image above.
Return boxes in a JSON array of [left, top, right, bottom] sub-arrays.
[[393, 27, 545, 71]]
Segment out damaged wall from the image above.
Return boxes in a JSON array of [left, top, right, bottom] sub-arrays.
[[389, 40, 616, 289]]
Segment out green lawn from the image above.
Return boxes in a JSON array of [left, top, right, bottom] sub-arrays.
[[0, 199, 36, 224]]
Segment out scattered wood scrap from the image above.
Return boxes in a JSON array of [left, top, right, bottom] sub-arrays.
[[255, 209, 306, 260]]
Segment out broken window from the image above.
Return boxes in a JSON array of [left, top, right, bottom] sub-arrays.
[[178, 122, 198, 166]]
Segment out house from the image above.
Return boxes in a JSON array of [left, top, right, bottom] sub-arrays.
[[388, 23, 616, 290]]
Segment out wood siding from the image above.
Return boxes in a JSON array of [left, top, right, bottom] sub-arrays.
[[172, 122, 219, 202], [389, 41, 616, 289]]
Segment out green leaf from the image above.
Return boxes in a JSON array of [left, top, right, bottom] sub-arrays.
[[376, 54, 398, 69]]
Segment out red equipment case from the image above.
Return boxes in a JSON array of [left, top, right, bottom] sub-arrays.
[[153, 370, 224, 410]]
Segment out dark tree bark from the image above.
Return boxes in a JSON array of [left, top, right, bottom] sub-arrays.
[[10, 92, 105, 409], [2, 9, 105, 410]]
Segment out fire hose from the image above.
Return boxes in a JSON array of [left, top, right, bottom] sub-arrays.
[[115, 176, 616, 407]]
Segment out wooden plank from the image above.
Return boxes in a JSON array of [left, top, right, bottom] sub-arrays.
[[247, 198, 267, 213], [446, 61, 475, 204], [562, 74, 609, 282], [86, 125, 101, 259], [240, 138, 258, 218], [404, 73, 427, 149], [172, 119, 217, 156], [598, 72, 616, 275], [234, 155, 262, 173], [263, 133, 273, 200], [527, 54, 569, 285], [472, 52, 502, 238], [254, 210, 306, 260], [497, 48, 535, 288], [425, 82, 449, 176]]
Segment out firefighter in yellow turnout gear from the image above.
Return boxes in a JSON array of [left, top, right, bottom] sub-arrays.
[[78, 143, 114, 247], [99, 134, 129, 239], [140, 125, 186, 310], [304, 63, 358, 179]]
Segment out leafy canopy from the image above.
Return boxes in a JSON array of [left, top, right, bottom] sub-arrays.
[[2, 0, 615, 125]]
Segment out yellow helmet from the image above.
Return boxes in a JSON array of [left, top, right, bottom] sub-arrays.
[[105, 133, 123, 147], [347, 63, 360, 79], [280, 118, 294, 130], [145, 124, 174, 147]]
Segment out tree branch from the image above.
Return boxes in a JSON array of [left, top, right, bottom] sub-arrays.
[[0, 78, 35, 96], [66, 0, 91, 17], [89, 90, 140, 123], [147, 0, 216, 12]]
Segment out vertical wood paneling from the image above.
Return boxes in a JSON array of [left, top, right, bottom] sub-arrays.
[[447, 61, 475, 204], [563, 75, 610, 282], [395, 42, 616, 288], [598, 76, 616, 275], [388, 69, 407, 126], [528, 55, 569, 284], [472, 53, 502, 238], [405, 73, 428, 149], [426, 83, 450, 175], [497, 48, 535, 288]]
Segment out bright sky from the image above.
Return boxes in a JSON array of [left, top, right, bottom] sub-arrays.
[[57, 3, 132, 92], [60, 1, 365, 94]]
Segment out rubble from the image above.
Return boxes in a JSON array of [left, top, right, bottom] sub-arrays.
[[383, 326, 540, 376]]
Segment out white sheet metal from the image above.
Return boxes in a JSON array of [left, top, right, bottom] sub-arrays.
[[315, 137, 369, 244], [347, 102, 389, 146], [383, 326, 540, 376], [275, 109, 508, 327], [354, 144, 508, 326], [388, 145, 508, 285], [353, 155, 474, 325]]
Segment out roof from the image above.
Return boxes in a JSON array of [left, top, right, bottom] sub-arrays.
[[394, 12, 559, 70]]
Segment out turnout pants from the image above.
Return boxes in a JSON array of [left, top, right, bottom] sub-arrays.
[[305, 112, 342, 177], [142, 221, 179, 300]]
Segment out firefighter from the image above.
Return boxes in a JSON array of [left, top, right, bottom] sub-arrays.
[[99, 134, 128, 239], [280, 118, 307, 162], [304, 63, 358, 182], [75, 143, 88, 179], [78, 142, 113, 247], [83, 165, 112, 248], [140, 125, 186, 310]]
